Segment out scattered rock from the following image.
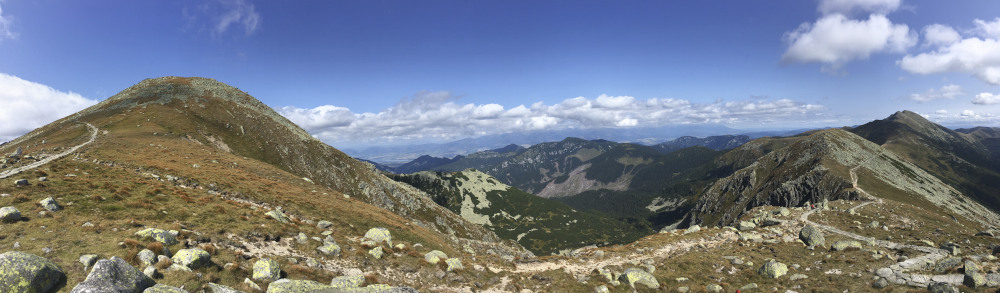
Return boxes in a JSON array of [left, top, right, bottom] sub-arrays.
[[425, 250, 448, 264], [872, 277, 888, 288], [37, 177, 47, 182], [71, 256, 155, 293], [369, 247, 384, 259], [799, 225, 825, 248], [171, 248, 211, 269], [965, 273, 986, 288], [775, 207, 790, 217], [706, 284, 723, 292], [935, 257, 962, 273], [244, 278, 261, 291], [143, 266, 159, 279], [789, 273, 808, 281], [267, 279, 332, 292], [137, 249, 156, 267], [618, 268, 659, 289], [0, 206, 21, 223], [330, 275, 366, 288], [830, 240, 862, 251], [80, 254, 98, 270], [757, 261, 788, 278], [206, 282, 243, 293], [927, 282, 959, 293], [965, 259, 980, 275], [683, 225, 701, 234], [446, 258, 464, 272], [940, 242, 961, 256], [594, 285, 609, 293], [317, 242, 341, 257], [317, 220, 333, 229], [14, 179, 28, 186], [265, 208, 290, 224], [760, 218, 785, 227], [0, 251, 65, 293], [166, 264, 191, 272], [739, 232, 762, 242], [39, 197, 61, 212], [253, 258, 281, 282], [737, 221, 756, 231], [143, 284, 187, 293], [134, 228, 179, 246], [295, 232, 308, 244], [363, 227, 393, 246], [739, 283, 758, 291]]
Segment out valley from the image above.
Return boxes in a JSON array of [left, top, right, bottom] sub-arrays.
[[0, 78, 998, 293]]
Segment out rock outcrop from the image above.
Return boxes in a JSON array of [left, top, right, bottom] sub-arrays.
[[0, 251, 65, 293], [71, 256, 155, 293]]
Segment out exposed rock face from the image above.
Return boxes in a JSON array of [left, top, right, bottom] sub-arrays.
[[0, 251, 65, 293], [799, 225, 825, 248], [71, 256, 155, 293]]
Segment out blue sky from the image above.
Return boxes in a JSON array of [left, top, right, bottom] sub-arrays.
[[1, 0, 999, 148]]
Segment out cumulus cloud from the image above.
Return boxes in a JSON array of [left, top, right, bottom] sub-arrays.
[[923, 24, 960, 47], [973, 93, 1000, 105], [186, 0, 261, 37], [0, 3, 17, 42], [818, 0, 901, 15], [279, 92, 824, 146], [0, 73, 98, 141], [782, 14, 916, 72], [908, 84, 963, 102], [899, 18, 1000, 85]]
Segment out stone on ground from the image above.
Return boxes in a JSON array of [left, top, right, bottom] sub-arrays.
[[799, 225, 825, 248], [39, 197, 61, 212], [138, 249, 156, 267], [317, 242, 341, 256], [253, 258, 281, 282], [0, 251, 65, 293], [171, 248, 211, 269], [618, 267, 659, 289], [330, 275, 365, 288], [757, 260, 788, 278], [71, 256, 155, 293], [265, 208, 290, 224], [830, 240, 862, 251], [206, 282, 244, 293], [0, 206, 21, 223], [317, 220, 333, 229], [446, 258, 464, 272], [737, 221, 756, 231], [134, 228, 179, 246], [363, 227, 392, 246], [424, 250, 448, 264], [927, 282, 959, 293], [143, 284, 188, 293]]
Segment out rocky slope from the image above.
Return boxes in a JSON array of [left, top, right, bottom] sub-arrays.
[[391, 169, 652, 255], [651, 135, 751, 154], [0, 76, 527, 291], [690, 128, 1000, 229]]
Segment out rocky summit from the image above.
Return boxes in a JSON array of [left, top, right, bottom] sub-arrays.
[[2, 77, 1000, 292]]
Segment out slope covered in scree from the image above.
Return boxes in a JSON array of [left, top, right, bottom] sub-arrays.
[[0, 76, 528, 291]]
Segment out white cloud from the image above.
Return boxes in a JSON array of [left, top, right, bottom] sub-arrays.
[[899, 18, 1000, 85], [908, 84, 963, 102], [974, 18, 1000, 39], [0, 73, 98, 141], [818, 0, 901, 15], [186, 0, 261, 37], [935, 109, 948, 114], [962, 110, 976, 117], [782, 14, 916, 72], [973, 92, 1000, 105], [279, 92, 825, 147], [923, 24, 960, 47], [0, 3, 17, 42]]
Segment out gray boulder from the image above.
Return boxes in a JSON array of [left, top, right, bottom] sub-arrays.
[[252, 258, 281, 282], [137, 249, 156, 267], [757, 260, 788, 278], [171, 248, 211, 269], [143, 284, 187, 293], [71, 256, 155, 293], [618, 268, 659, 289], [737, 221, 756, 231], [266, 279, 332, 292], [927, 282, 959, 293], [39, 197, 61, 212], [830, 240, 862, 251], [0, 251, 65, 293], [0, 206, 21, 223], [317, 220, 333, 229], [799, 225, 825, 248], [80, 254, 99, 271], [363, 227, 393, 246], [14, 179, 28, 186], [265, 208, 290, 224], [134, 228, 178, 246], [317, 242, 341, 256], [206, 283, 245, 293]]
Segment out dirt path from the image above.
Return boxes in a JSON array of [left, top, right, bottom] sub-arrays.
[[0, 122, 98, 179], [800, 163, 954, 287]]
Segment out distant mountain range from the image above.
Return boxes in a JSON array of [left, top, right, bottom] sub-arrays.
[[342, 125, 803, 163]]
